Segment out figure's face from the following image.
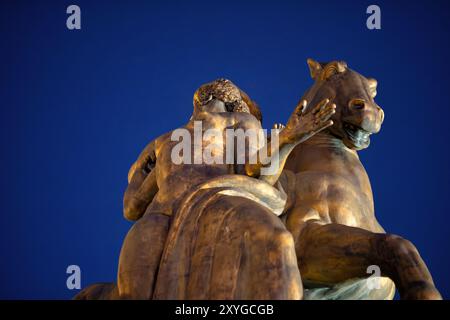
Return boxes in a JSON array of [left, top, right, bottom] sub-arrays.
[[201, 98, 250, 114], [201, 99, 227, 113]]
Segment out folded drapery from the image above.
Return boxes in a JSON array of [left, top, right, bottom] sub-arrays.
[[303, 277, 395, 300], [153, 174, 300, 299]]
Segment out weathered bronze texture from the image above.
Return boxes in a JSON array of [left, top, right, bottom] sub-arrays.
[[75, 60, 441, 300], [282, 59, 441, 300]]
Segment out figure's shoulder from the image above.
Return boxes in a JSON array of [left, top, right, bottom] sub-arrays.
[[234, 112, 262, 129], [153, 130, 178, 154], [154, 131, 173, 145]]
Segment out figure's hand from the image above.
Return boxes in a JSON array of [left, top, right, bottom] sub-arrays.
[[135, 142, 157, 174], [272, 123, 286, 131], [281, 98, 335, 144], [127, 144, 157, 192]]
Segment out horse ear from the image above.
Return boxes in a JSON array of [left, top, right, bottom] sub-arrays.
[[307, 58, 323, 80], [321, 61, 347, 80], [367, 78, 378, 97]]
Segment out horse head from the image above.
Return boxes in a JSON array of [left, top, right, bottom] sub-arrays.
[[301, 59, 384, 150]]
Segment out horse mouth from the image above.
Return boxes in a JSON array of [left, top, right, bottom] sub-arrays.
[[342, 122, 371, 149]]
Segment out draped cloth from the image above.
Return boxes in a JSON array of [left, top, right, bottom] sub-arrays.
[[303, 277, 395, 300], [74, 173, 395, 300], [152, 175, 303, 300]]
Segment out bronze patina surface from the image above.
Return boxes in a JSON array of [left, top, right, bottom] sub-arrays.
[[75, 61, 441, 300], [282, 59, 441, 300], [77, 78, 335, 299]]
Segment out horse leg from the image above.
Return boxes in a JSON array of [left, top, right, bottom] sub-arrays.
[[289, 221, 442, 300]]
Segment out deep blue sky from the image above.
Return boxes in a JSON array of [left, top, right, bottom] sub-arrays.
[[1, 0, 450, 299]]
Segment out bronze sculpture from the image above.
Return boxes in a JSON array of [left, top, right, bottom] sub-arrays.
[[281, 59, 441, 300], [75, 60, 441, 300]]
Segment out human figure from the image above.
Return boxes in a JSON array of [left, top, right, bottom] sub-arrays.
[[118, 79, 335, 299]]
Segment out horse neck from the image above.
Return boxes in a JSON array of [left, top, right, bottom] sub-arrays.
[[288, 131, 360, 172], [306, 131, 355, 149]]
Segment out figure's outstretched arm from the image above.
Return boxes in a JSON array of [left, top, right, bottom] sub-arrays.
[[123, 140, 159, 221], [245, 99, 335, 185]]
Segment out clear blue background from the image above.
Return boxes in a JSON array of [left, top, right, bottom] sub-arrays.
[[1, 0, 449, 299]]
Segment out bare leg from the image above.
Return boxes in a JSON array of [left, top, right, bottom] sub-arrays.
[[117, 212, 170, 299], [288, 221, 442, 300]]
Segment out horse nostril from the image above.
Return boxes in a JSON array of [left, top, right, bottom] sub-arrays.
[[349, 99, 366, 110]]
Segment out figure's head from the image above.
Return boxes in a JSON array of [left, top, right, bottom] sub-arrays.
[[193, 78, 262, 122], [302, 59, 384, 150]]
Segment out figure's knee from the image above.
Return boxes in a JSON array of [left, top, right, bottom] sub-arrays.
[[118, 213, 170, 300], [134, 212, 170, 231], [125, 213, 170, 243], [119, 212, 170, 267]]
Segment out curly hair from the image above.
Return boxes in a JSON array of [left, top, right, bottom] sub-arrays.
[[193, 79, 262, 121]]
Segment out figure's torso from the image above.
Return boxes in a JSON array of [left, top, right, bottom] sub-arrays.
[[147, 111, 262, 216]]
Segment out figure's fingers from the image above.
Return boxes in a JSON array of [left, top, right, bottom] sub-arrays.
[[272, 123, 285, 129], [313, 120, 334, 133], [294, 100, 307, 115], [311, 98, 330, 114], [315, 103, 336, 121], [314, 113, 335, 126]]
